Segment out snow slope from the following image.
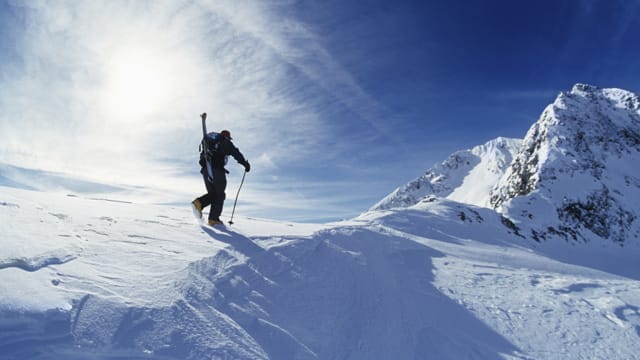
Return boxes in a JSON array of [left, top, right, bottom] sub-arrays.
[[371, 137, 521, 211], [0, 186, 324, 359], [2, 184, 640, 359]]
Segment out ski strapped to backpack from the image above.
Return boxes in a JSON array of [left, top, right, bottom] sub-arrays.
[[200, 113, 216, 182], [199, 113, 230, 182]]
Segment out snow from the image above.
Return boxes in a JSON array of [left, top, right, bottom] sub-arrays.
[[448, 137, 521, 207], [2, 184, 640, 359], [2, 84, 640, 359], [371, 137, 521, 211]]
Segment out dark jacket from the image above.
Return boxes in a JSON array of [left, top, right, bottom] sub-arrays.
[[200, 134, 249, 172]]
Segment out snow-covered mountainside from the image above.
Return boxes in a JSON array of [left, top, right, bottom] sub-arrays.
[[371, 137, 521, 210], [2, 186, 639, 359], [375, 84, 640, 246], [491, 84, 640, 244]]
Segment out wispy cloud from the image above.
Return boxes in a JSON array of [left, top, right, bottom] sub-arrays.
[[0, 1, 311, 173], [199, 0, 393, 133], [0, 0, 394, 220]]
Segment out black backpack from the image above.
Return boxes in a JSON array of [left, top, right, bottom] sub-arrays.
[[200, 132, 222, 157], [199, 132, 223, 180]]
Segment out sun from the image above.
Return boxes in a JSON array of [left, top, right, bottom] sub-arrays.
[[101, 47, 174, 123]]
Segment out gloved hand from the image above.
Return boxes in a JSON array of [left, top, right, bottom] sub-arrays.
[[243, 161, 251, 173]]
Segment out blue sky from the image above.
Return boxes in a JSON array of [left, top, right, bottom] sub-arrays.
[[1, 0, 639, 222]]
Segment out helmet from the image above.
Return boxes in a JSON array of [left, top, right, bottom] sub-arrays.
[[220, 130, 232, 139]]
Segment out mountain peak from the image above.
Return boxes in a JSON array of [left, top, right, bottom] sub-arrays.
[[560, 83, 640, 115], [373, 84, 640, 245], [491, 84, 640, 244], [570, 83, 599, 94]]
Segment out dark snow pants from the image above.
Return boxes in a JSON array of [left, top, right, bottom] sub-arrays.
[[196, 168, 227, 221]]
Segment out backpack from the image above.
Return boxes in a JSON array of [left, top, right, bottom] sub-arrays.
[[199, 132, 223, 181], [200, 132, 222, 157]]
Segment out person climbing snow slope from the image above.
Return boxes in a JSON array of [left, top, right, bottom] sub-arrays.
[[192, 113, 250, 226]]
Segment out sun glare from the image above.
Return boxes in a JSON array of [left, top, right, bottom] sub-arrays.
[[102, 47, 174, 123]]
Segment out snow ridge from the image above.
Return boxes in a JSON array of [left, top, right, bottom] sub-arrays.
[[371, 137, 521, 211], [0, 250, 77, 272]]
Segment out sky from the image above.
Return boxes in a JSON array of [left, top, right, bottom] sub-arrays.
[[1, 0, 640, 222]]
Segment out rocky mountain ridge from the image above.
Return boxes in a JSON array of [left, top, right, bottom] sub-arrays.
[[492, 84, 640, 244], [373, 84, 640, 245]]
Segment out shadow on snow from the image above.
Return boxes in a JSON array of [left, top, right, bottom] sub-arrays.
[[196, 224, 523, 359]]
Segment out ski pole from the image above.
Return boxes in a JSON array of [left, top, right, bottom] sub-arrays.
[[228, 170, 247, 225]]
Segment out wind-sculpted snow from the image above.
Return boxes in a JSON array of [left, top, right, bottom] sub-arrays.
[[175, 225, 521, 359], [60, 223, 521, 359], [0, 250, 77, 272], [2, 186, 640, 359], [0, 309, 75, 359], [363, 203, 640, 359]]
